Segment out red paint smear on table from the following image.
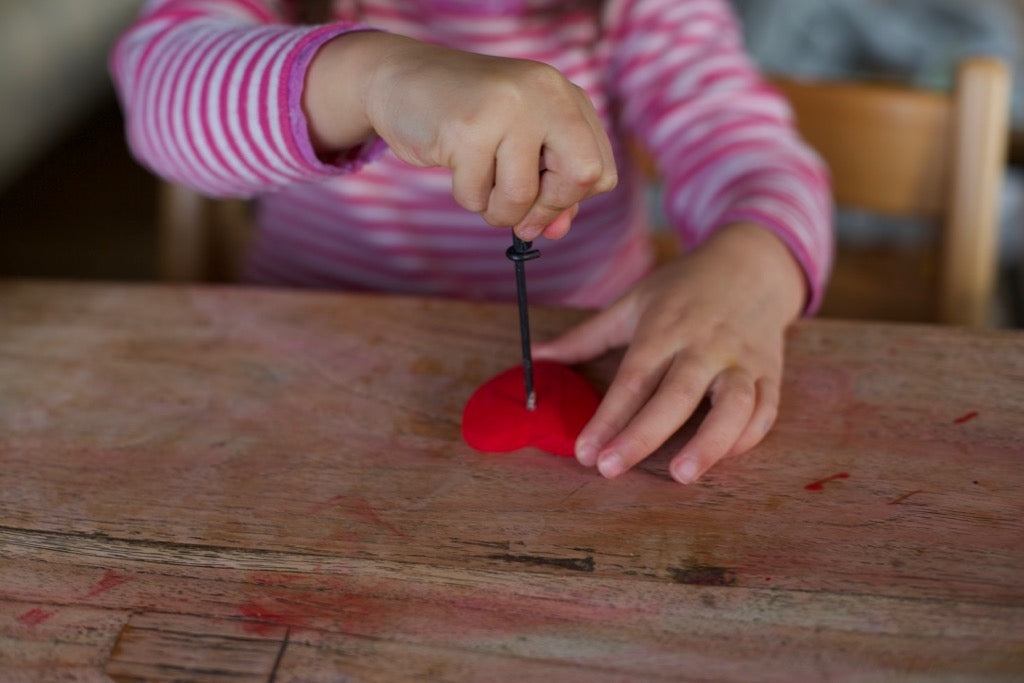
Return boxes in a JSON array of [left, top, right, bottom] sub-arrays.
[[17, 608, 54, 627], [84, 570, 129, 598], [888, 489, 924, 505], [238, 601, 308, 636], [804, 472, 850, 491], [462, 362, 600, 457], [953, 411, 979, 424], [238, 588, 385, 636]]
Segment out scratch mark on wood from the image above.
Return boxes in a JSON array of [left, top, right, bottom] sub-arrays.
[[486, 554, 595, 573], [454, 538, 511, 550], [804, 472, 850, 491], [888, 489, 924, 505], [954, 411, 979, 424], [0, 524, 342, 567], [268, 626, 290, 683], [107, 622, 132, 662], [306, 495, 345, 515], [560, 482, 590, 503], [351, 498, 408, 538], [306, 496, 407, 537]]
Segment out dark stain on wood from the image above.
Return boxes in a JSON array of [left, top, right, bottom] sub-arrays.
[[486, 554, 595, 573], [667, 564, 737, 586]]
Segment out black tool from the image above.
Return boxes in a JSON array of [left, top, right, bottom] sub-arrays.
[[506, 233, 541, 411]]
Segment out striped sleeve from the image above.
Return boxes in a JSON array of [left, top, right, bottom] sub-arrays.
[[110, 0, 381, 198], [604, 0, 834, 313]]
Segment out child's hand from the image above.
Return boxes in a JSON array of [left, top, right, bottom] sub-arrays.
[[305, 32, 617, 241], [533, 223, 808, 484]]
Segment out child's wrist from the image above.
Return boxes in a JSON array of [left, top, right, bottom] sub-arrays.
[[304, 30, 401, 154], [707, 222, 809, 321]]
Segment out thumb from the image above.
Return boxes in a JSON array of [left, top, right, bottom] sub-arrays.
[[538, 204, 578, 241], [533, 298, 634, 364]]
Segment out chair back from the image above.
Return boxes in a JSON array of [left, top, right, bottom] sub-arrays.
[[157, 184, 250, 283], [772, 57, 1010, 326]]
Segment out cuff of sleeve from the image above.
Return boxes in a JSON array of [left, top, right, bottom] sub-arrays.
[[716, 207, 834, 316], [283, 24, 389, 176]]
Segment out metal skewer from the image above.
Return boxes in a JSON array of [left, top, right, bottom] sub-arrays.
[[506, 233, 541, 411]]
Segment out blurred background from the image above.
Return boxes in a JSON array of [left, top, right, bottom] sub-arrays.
[[1, 0, 1022, 326]]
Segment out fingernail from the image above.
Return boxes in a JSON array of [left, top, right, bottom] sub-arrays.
[[576, 439, 598, 467], [673, 458, 700, 484], [597, 452, 625, 479], [516, 223, 542, 242], [531, 343, 552, 360]]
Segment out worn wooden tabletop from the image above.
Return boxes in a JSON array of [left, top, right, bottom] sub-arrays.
[[1, 280, 1022, 681]]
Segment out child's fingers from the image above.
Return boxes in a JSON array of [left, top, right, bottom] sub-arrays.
[[574, 349, 672, 467], [451, 147, 496, 213], [728, 377, 780, 457], [592, 354, 712, 479], [515, 122, 613, 240], [575, 87, 618, 199], [668, 367, 758, 484], [484, 135, 542, 228], [539, 204, 578, 241]]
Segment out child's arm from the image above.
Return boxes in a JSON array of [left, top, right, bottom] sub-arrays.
[[304, 31, 617, 239], [110, 0, 374, 196], [111, 1, 616, 239], [535, 0, 834, 484]]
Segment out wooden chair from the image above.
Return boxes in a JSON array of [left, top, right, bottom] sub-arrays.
[[771, 57, 1011, 326], [159, 57, 1011, 326], [647, 56, 1011, 326], [157, 184, 251, 283]]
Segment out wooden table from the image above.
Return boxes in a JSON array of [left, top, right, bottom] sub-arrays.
[[1, 280, 1022, 680]]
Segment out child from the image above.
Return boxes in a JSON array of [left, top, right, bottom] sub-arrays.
[[111, 0, 833, 484]]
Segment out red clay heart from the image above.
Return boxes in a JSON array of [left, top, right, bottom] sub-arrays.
[[462, 361, 601, 457]]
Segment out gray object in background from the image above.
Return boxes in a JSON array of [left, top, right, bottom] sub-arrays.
[[730, 0, 1023, 309], [731, 0, 1022, 125], [0, 0, 145, 189]]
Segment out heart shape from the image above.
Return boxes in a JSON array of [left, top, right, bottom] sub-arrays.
[[462, 361, 601, 457]]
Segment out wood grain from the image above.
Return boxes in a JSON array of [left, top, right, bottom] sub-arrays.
[[1, 281, 1022, 680]]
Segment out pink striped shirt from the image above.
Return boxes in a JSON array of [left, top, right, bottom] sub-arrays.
[[112, 0, 833, 309]]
